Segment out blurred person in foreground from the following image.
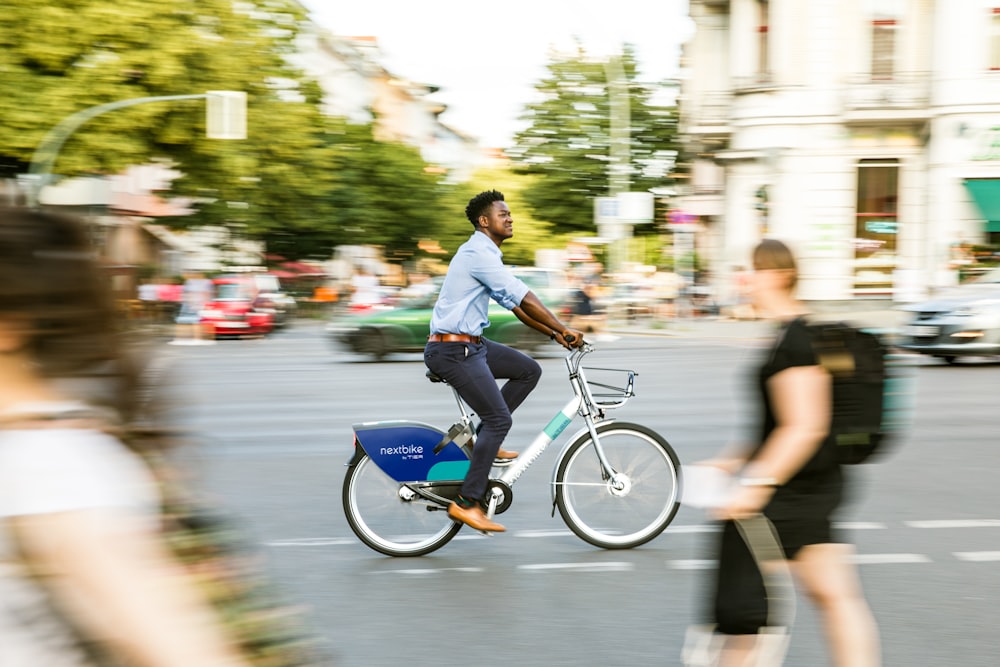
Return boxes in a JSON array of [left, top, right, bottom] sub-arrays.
[[0, 206, 253, 666], [698, 239, 880, 666], [424, 190, 584, 533]]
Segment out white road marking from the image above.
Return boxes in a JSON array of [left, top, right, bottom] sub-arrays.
[[849, 553, 932, 564], [371, 567, 484, 575], [669, 559, 716, 570], [906, 519, 1000, 529], [665, 524, 722, 534], [266, 537, 357, 547], [953, 552, 1000, 562], [518, 562, 634, 572], [514, 529, 574, 538], [835, 521, 887, 530]]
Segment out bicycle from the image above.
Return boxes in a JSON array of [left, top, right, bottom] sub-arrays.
[[342, 342, 683, 557]]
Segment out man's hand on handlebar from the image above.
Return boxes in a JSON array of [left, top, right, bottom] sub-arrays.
[[554, 328, 586, 350]]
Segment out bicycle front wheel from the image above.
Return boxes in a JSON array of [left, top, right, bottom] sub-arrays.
[[343, 451, 461, 557], [555, 422, 681, 549]]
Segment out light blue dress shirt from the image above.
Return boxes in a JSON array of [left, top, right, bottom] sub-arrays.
[[430, 232, 530, 336]]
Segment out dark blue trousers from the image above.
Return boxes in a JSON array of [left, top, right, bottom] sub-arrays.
[[424, 338, 541, 501]]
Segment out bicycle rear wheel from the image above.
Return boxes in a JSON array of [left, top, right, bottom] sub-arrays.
[[343, 450, 461, 557], [555, 421, 681, 549]]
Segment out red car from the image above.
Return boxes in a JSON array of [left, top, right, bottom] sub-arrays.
[[199, 276, 275, 338]]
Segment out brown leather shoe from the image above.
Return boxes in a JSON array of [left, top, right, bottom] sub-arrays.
[[447, 502, 506, 532]]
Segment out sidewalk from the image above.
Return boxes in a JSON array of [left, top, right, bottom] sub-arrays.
[[607, 304, 908, 341]]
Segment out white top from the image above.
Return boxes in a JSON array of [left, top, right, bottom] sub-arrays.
[[0, 422, 160, 664], [349, 272, 381, 306], [0, 427, 158, 527]]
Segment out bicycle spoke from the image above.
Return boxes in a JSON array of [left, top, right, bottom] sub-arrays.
[[555, 423, 681, 549], [343, 453, 460, 557]]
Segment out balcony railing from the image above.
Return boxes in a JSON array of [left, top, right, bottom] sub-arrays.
[[732, 73, 779, 94], [843, 72, 931, 112]]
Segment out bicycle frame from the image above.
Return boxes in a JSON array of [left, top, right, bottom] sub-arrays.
[[350, 344, 633, 507]]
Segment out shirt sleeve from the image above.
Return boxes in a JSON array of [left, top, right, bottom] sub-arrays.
[[771, 319, 819, 372], [0, 429, 159, 519], [471, 260, 530, 310]]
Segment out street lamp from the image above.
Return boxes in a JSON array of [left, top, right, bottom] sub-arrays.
[[24, 91, 246, 207]]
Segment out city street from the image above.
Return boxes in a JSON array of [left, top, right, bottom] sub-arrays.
[[161, 321, 998, 667]]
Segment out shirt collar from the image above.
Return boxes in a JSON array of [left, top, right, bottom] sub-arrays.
[[468, 230, 503, 257]]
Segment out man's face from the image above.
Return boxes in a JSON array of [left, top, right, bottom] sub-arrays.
[[479, 201, 513, 242]]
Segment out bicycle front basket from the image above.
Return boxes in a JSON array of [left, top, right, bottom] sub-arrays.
[[582, 366, 637, 409]]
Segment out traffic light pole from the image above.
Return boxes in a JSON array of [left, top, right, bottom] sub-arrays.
[[24, 91, 245, 207]]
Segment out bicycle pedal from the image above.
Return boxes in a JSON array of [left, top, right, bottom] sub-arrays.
[[492, 457, 516, 467]]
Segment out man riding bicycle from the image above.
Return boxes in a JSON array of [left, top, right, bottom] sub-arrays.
[[424, 190, 584, 533]]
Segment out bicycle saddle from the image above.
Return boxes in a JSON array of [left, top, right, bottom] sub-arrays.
[[425, 370, 447, 384]]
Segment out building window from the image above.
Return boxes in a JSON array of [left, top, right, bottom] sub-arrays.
[[991, 9, 1000, 70], [871, 20, 896, 80], [756, 0, 770, 78], [854, 159, 899, 295]]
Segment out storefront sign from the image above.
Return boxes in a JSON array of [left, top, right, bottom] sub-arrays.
[[972, 126, 1000, 161], [865, 220, 898, 234]]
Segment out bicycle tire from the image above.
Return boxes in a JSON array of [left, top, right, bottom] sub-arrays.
[[343, 451, 461, 557], [555, 421, 682, 549]]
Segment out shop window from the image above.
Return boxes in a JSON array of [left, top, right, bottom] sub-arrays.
[[991, 9, 1000, 70], [854, 159, 899, 295], [872, 20, 897, 80]]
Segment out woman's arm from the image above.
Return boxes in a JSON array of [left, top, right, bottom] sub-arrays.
[[717, 364, 831, 520], [13, 509, 249, 667]]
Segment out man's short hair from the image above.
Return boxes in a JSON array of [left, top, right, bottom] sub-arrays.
[[465, 190, 505, 227]]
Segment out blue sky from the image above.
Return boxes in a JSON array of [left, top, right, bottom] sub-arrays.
[[298, 0, 693, 148]]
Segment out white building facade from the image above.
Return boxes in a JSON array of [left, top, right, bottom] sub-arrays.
[[679, 0, 1000, 302]]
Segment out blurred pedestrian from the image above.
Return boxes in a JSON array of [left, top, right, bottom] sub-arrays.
[[172, 272, 213, 345], [348, 266, 381, 312], [567, 280, 610, 339], [695, 239, 880, 666], [0, 206, 253, 666], [424, 190, 584, 533]]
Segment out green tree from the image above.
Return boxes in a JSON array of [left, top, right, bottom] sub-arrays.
[[508, 43, 679, 234], [0, 0, 477, 263], [0, 0, 307, 175], [0, 0, 346, 258], [319, 120, 454, 261]]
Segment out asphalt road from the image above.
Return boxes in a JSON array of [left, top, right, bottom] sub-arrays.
[[159, 321, 998, 666]]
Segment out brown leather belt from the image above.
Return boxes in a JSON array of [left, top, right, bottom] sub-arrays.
[[427, 333, 481, 344]]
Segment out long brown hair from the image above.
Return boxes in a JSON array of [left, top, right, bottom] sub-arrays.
[[0, 206, 148, 434]]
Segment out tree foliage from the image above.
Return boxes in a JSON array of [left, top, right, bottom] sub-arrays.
[[0, 0, 456, 261], [0, 0, 307, 176], [508, 44, 679, 234]]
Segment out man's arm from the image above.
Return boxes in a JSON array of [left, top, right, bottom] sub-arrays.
[[514, 291, 584, 348]]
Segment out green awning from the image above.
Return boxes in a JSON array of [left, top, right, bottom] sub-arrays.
[[964, 179, 1000, 233]]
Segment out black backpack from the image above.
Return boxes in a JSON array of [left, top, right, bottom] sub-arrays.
[[805, 321, 913, 464]]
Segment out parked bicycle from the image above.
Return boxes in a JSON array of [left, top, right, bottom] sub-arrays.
[[342, 343, 683, 556]]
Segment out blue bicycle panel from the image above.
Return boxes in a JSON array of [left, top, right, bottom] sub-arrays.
[[353, 420, 470, 482]]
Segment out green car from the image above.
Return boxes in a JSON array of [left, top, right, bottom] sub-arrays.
[[327, 268, 568, 360]]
